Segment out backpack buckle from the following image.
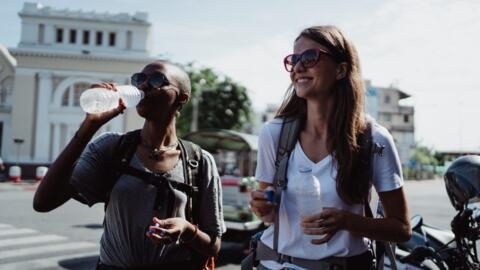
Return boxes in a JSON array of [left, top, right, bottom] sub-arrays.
[[188, 159, 199, 168], [277, 253, 292, 264]]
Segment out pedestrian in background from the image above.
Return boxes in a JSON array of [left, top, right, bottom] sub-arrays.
[[33, 60, 225, 269], [249, 25, 412, 269], [0, 157, 5, 181]]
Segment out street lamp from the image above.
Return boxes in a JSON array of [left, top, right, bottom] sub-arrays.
[[191, 78, 206, 132], [13, 138, 24, 165]]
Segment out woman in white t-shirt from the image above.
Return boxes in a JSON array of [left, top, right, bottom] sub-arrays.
[[249, 25, 412, 270]]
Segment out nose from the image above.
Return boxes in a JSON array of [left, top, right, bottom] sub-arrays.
[[292, 60, 306, 73], [136, 79, 150, 91]]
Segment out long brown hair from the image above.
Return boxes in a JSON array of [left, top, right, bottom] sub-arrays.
[[276, 25, 368, 204]]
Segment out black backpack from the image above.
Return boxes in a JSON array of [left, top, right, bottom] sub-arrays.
[[242, 117, 397, 270], [105, 129, 203, 224], [102, 130, 216, 269]]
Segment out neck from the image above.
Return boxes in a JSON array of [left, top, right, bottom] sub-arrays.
[[141, 119, 178, 148], [140, 140, 179, 160]]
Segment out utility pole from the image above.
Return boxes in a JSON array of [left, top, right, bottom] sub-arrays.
[[190, 78, 206, 132]]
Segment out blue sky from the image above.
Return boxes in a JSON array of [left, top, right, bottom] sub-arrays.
[[1, 0, 480, 152]]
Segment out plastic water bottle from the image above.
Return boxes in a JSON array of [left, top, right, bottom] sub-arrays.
[[79, 85, 144, 113], [295, 167, 322, 247]]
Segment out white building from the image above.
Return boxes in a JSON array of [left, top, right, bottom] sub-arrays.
[[365, 80, 415, 168], [0, 2, 154, 175]]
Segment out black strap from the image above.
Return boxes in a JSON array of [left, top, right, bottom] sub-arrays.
[[361, 121, 397, 270], [105, 129, 142, 211], [178, 139, 202, 225], [122, 166, 197, 196], [272, 117, 302, 251], [108, 130, 202, 224]]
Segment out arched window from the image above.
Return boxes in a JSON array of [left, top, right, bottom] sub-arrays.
[[60, 82, 91, 107]]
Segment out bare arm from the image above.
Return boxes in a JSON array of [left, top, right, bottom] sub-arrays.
[[303, 187, 412, 244], [342, 188, 411, 242], [181, 221, 221, 257], [33, 84, 124, 212]]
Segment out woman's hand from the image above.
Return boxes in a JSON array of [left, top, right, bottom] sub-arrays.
[[146, 217, 190, 245], [301, 207, 348, 244], [249, 189, 276, 223]]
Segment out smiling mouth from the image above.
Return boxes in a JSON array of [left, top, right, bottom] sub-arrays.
[[295, 77, 311, 83]]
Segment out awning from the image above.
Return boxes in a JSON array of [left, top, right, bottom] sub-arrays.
[[182, 129, 258, 153]]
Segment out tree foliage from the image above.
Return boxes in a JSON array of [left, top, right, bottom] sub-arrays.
[[411, 145, 438, 165], [176, 63, 253, 136]]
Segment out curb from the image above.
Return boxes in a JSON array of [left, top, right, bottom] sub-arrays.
[[0, 180, 39, 191]]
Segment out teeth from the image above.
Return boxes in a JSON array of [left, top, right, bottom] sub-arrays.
[[297, 78, 309, 83]]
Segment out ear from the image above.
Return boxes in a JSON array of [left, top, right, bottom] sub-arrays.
[[177, 92, 189, 105], [336, 62, 347, 80]]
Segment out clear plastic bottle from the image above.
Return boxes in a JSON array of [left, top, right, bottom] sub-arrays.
[[79, 85, 144, 114], [295, 167, 322, 248]]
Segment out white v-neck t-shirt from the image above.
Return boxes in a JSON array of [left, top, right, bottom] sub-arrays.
[[255, 118, 403, 270]]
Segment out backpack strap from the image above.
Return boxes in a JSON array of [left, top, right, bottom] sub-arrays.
[[178, 139, 214, 270], [118, 129, 142, 168], [361, 121, 397, 270], [272, 117, 302, 251], [361, 121, 374, 217], [108, 131, 200, 223], [178, 139, 202, 224], [105, 129, 142, 211], [274, 117, 302, 190]]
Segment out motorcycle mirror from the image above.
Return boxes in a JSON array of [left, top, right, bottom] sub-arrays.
[[411, 214, 423, 230]]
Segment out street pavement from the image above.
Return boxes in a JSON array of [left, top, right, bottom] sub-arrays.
[[0, 178, 459, 269], [0, 179, 243, 270]]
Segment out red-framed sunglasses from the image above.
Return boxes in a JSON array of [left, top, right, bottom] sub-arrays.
[[283, 48, 333, 72]]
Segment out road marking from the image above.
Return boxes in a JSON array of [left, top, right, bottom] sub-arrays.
[[0, 228, 37, 237], [0, 241, 97, 260], [0, 251, 98, 270], [0, 234, 67, 248], [0, 223, 100, 269]]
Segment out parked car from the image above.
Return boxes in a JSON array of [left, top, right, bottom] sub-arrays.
[[183, 129, 265, 242]]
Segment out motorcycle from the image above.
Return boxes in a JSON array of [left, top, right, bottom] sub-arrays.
[[390, 155, 480, 270]]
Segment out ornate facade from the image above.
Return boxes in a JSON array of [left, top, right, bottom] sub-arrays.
[[0, 2, 154, 169]]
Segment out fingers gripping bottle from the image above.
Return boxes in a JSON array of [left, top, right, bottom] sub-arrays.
[[79, 85, 144, 114], [295, 167, 322, 249]]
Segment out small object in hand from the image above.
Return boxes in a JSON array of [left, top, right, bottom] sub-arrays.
[[265, 187, 275, 203], [155, 223, 168, 237], [148, 223, 165, 235]]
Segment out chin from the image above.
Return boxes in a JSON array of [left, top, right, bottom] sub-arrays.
[[136, 106, 148, 118], [295, 87, 309, 98]]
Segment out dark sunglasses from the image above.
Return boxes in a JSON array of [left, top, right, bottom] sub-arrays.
[[283, 48, 332, 72], [130, 72, 178, 89]]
